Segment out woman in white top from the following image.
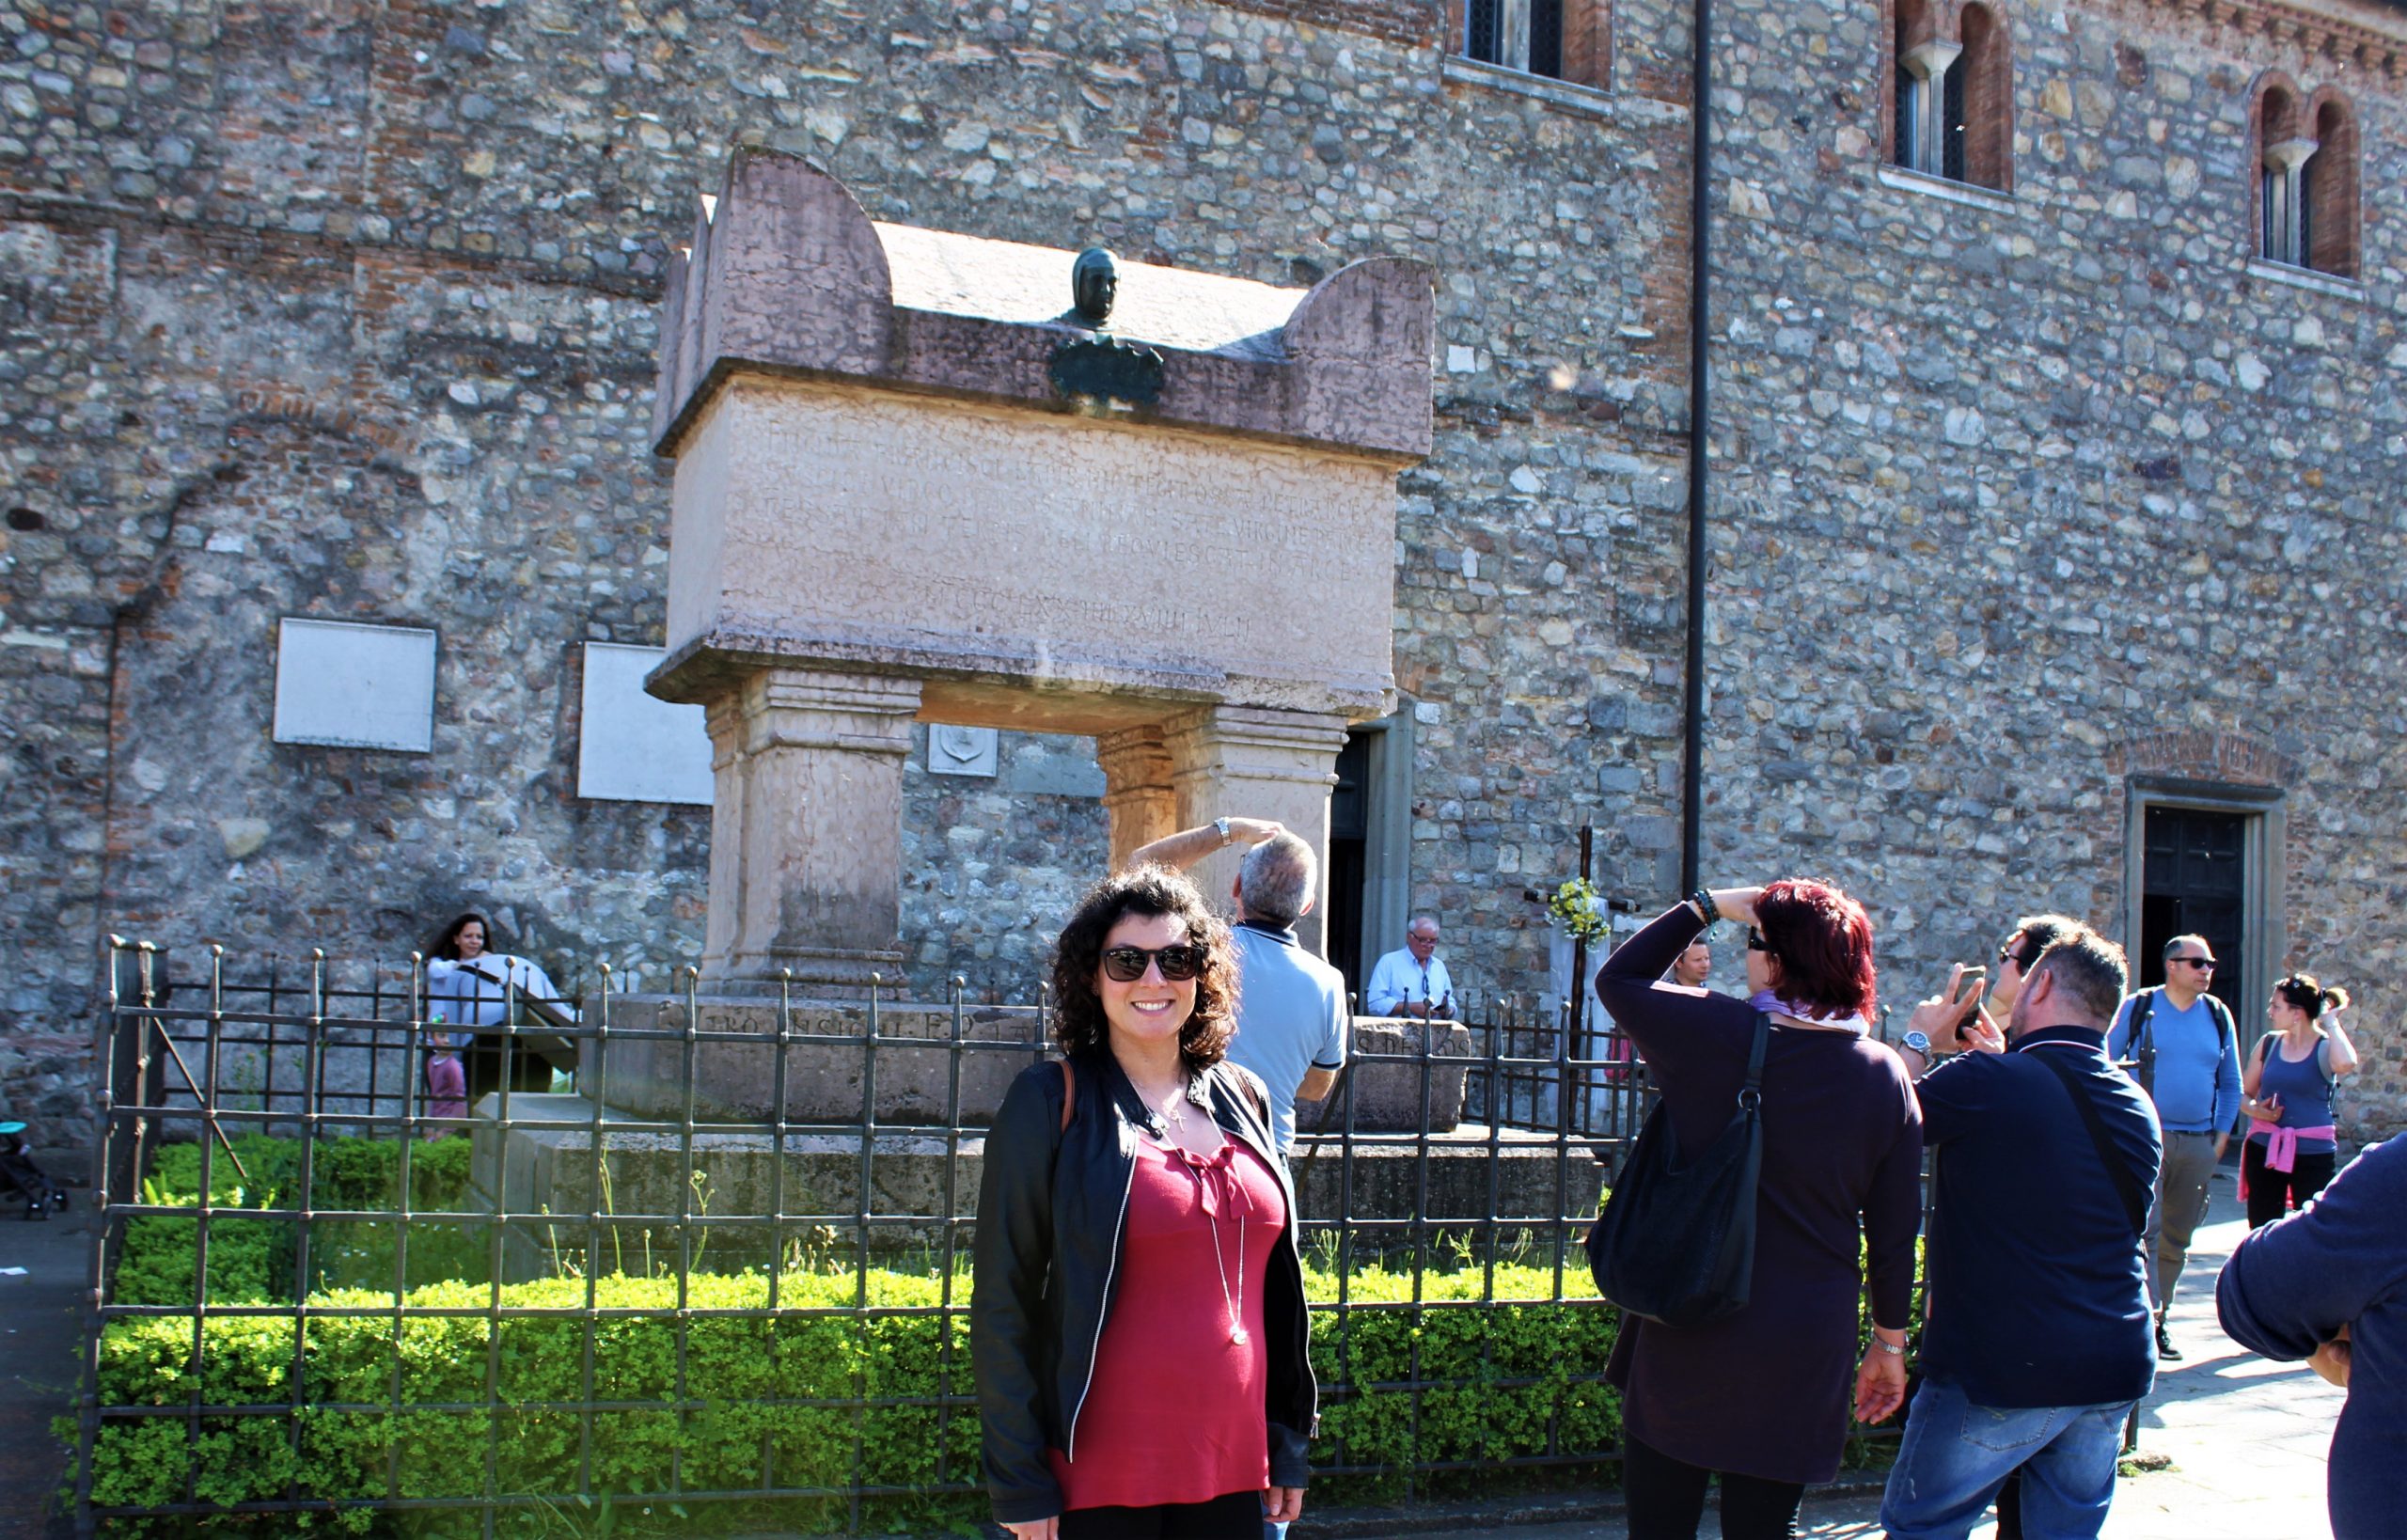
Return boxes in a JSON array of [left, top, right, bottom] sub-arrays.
[[425, 912, 574, 1101]]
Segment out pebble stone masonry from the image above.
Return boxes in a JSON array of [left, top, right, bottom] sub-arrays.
[[1, 0, 2402, 1141]]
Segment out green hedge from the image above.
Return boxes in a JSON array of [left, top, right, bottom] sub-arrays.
[[84, 1139, 1906, 1535], [87, 1262, 1619, 1535]]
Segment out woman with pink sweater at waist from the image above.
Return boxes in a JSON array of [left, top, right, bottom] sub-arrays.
[[2238, 972, 2358, 1228]]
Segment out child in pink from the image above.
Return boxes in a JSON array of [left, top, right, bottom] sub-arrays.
[[424, 1029, 467, 1139]]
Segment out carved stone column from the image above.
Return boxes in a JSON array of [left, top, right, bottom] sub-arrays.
[[1094, 724, 1177, 871], [699, 667, 922, 993], [1162, 705, 1351, 953]]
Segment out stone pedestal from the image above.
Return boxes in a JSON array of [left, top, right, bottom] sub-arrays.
[[700, 668, 920, 993], [469, 1092, 1600, 1282], [1297, 1017, 1476, 1134], [581, 995, 1048, 1124]]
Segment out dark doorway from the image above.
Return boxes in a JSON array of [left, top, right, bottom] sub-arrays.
[[2139, 806, 2247, 1015], [1326, 731, 1370, 1005]]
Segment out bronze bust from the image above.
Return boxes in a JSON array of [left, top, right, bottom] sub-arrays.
[[1071, 247, 1119, 325]]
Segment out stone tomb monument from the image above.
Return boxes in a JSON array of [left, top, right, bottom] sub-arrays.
[[471, 155, 1592, 1272]]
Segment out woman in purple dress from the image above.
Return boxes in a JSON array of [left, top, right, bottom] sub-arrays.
[[1594, 880, 1924, 1540]]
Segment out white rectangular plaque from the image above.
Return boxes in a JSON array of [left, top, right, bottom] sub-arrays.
[[576, 642, 714, 805], [272, 618, 437, 752]]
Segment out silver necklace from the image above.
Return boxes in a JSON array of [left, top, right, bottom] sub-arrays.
[[1189, 1155, 1250, 1346]]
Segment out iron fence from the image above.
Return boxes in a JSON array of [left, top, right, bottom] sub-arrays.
[[76, 939, 1665, 1537]]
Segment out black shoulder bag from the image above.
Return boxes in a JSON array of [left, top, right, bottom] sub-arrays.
[[2026, 1050, 2149, 1235], [1584, 1013, 1770, 1328]]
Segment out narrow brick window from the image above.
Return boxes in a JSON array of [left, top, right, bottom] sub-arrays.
[[1455, 0, 1609, 88], [2305, 96, 2361, 279], [1957, 4, 2013, 191]]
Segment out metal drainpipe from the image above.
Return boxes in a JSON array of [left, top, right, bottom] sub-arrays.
[[1679, 0, 1713, 893]]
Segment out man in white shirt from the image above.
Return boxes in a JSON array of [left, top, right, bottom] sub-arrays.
[[1366, 917, 1454, 1019]]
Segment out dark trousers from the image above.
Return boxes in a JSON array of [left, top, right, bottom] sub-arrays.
[[2243, 1139, 2338, 1229], [463, 1031, 554, 1107], [1624, 1433, 1804, 1540], [1058, 1489, 1264, 1539]]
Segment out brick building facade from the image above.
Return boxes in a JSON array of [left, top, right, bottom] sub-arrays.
[[3, 0, 2400, 1137]]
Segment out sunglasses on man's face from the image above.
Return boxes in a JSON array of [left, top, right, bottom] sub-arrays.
[[2174, 956, 2216, 970], [1100, 944, 1207, 983]]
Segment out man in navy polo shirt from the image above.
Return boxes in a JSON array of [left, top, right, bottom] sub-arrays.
[[1882, 926, 2163, 1540]]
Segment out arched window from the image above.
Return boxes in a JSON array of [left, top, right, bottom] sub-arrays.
[[1891, 0, 1959, 179], [1888, 0, 2011, 189], [2305, 95, 2361, 278], [2256, 83, 2313, 268], [1456, 0, 1609, 88]]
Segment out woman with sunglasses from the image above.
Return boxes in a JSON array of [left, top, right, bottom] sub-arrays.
[[1594, 881, 1923, 1540], [973, 865, 1314, 1540], [2238, 973, 2359, 1228]]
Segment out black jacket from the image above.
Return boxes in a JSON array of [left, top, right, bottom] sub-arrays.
[[971, 1048, 1317, 1524]]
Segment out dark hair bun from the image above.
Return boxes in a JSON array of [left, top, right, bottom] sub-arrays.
[[2321, 984, 2352, 1013]]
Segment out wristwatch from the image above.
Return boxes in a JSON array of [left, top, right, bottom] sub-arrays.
[[1901, 1029, 1934, 1059], [1214, 816, 1233, 845]]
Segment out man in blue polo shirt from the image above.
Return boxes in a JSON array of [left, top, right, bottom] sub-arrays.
[[1125, 818, 1348, 1153], [1882, 925, 2162, 1540], [2106, 934, 2242, 1359]]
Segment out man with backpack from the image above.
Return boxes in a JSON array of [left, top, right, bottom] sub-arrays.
[[1880, 926, 2162, 1540], [2105, 935, 2243, 1360]]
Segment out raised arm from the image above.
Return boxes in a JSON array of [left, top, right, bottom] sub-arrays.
[[1124, 817, 1283, 873], [2321, 1010, 2361, 1078]]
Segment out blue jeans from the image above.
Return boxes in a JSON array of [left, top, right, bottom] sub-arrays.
[[1880, 1378, 2134, 1540]]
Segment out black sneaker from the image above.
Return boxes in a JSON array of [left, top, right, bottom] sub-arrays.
[[2157, 1322, 2182, 1360]]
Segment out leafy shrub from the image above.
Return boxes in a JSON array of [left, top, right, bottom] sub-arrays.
[[85, 1139, 1911, 1534]]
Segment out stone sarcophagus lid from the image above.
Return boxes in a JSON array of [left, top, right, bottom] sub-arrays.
[[639, 150, 1435, 999], [648, 149, 1430, 736]]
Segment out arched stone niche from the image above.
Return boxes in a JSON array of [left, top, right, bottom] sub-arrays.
[[646, 149, 1434, 994]]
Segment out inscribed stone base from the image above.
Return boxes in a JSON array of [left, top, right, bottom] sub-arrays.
[[582, 993, 1050, 1125]]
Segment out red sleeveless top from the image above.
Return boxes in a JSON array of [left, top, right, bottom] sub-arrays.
[[1047, 1136, 1286, 1510]]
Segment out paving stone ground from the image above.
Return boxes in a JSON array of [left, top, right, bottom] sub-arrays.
[[1360, 1166, 2347, 1540]]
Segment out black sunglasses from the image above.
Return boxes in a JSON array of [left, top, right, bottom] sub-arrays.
[[2173, 955, 2216, 969], [1746, 928, 1772, 953], [1101, 944, 1207, 983], [1999, 944, 2035, 968]]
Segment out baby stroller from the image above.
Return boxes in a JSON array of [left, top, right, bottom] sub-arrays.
[[0, 1122, 69, 1219]]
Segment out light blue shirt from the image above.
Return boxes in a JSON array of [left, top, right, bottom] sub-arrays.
[[1224, 921, 1348, 1154], [1365, 948, 1452, 1017], [2106, 988, 2242, 1134]]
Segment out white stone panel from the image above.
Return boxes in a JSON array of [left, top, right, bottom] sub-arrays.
[[272, 619, 436, 752], [576, 643, 714, 805]]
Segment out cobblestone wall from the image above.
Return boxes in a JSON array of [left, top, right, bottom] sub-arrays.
[[3, 0, 2400, 1139]]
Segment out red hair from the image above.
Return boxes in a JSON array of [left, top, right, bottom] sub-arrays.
[[1754, 878, 1877, 1020]]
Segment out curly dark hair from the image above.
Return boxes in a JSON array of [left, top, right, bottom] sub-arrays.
[[1049, 865, 1239, 1069]]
